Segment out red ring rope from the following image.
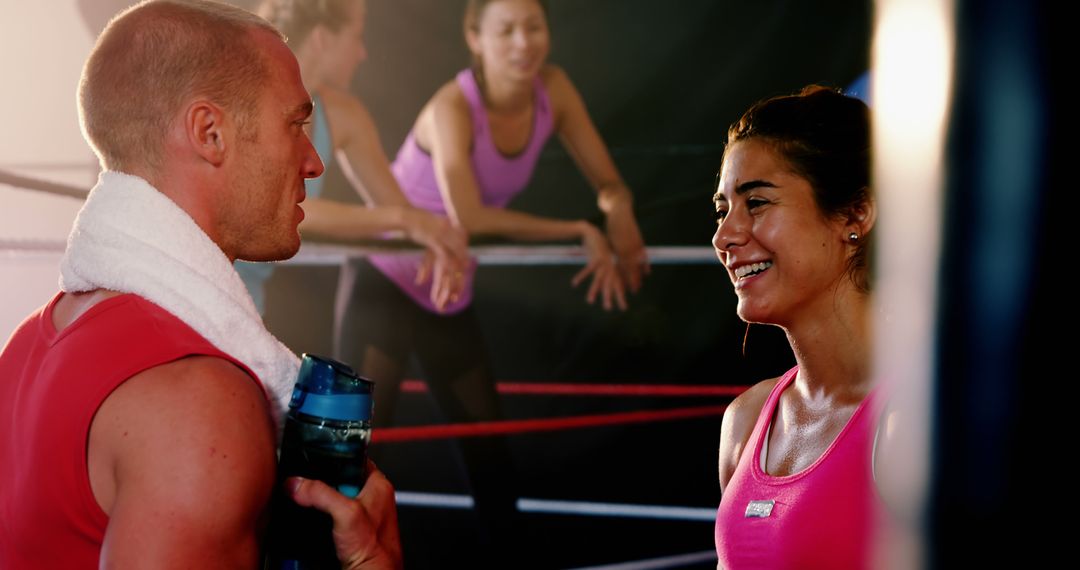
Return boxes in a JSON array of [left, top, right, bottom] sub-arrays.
[[400, 379, 748, 397], [371, 404, 729, 443]]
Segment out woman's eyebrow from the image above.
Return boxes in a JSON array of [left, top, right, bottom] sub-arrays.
[[735, 180, 778, 195], [714, 180, 778, 202]]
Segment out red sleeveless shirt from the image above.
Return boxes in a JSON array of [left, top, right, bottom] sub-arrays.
[[0, 293, 255, 567]]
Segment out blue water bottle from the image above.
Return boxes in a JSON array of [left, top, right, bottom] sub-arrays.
[[264, 354, 374, 569]]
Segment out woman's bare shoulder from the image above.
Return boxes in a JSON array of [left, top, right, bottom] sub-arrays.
[[539, 63, 570, 84], [415, 78, 472, 150], [718, 375, 782, 490], [429, 77, 469, 111], [539, 63, 574, 101], [725, 377, 781, 442]]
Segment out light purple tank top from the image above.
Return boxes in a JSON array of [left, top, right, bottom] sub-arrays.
[[368, 68, 555, 313]]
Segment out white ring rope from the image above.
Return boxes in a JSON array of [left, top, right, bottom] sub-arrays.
[[0, 238, 718, 266], [0, 168, 89, 199], [2, 171, 720, 265]]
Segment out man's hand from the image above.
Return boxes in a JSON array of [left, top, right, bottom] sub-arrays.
[[287, 463, 402, 570]]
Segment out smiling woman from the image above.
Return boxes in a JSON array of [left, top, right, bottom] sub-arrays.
[[712, 86, 883, 569]]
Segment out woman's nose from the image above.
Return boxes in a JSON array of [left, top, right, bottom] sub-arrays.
[[512, 27, 529, 47], [713, 210, 748, 252]]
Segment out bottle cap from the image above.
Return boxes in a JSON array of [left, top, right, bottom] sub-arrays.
[[289, 354, 374, 421]]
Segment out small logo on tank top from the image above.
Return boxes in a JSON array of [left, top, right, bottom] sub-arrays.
[[744, 500, 775, 518]]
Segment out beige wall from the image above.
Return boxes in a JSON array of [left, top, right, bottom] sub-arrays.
[[1, 0, 100, 340]]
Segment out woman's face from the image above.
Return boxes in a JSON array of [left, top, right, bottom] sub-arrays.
[[712, 139, 853, 327], [468, 0, 550, 83], [317, 0, 368, 90]]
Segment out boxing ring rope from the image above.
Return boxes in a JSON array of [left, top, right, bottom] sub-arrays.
[[2, 240, 721, 273], [0, 238, 68, 257], [1, 168, 721, 265], [566, 550, 719, 570], [4, 169, 725, 568], [394, 491, 717, 523], [401, 379, 746, 397], [0, 168, 89, 199], [373, 404, 730, 443], [1, 235, 720, 267]]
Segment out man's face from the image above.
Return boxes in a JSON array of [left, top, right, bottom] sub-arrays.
[[225, 30, 324, 262]]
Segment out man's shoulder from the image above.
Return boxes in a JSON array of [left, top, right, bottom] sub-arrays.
[[46, 292, 255, 390], [92, 354, 277, 564], [114, 355, 269, 420], [92, 356, 275, 506], [109, 354, 276, 486], [66, 293, 221, 356], [51, 291, 182, 335]]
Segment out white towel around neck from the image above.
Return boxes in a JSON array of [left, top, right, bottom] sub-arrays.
[[59, 171, 299, 424]]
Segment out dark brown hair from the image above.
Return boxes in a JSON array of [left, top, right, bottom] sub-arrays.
[[726, 85, 873, 291], [464, 0, 549, 35], [463, 0, 549, 90]]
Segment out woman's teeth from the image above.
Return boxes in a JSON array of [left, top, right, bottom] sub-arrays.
[[735, 261, 773, 279]]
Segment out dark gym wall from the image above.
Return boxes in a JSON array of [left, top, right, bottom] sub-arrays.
[[265, 0, 872, 382], [259, 1, 871, 566]]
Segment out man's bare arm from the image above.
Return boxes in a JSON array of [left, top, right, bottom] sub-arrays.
[[91, 355, 277, 569]]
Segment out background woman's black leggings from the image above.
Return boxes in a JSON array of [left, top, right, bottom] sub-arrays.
[[333, 259, 524, 564]]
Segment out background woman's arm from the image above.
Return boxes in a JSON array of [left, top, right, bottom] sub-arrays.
[[422, 82, 626, 309], [544, 65, 650, 292], [315, 89, 468, 310]]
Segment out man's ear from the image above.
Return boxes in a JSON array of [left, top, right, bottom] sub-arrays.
[[184, 100, 228, 167]]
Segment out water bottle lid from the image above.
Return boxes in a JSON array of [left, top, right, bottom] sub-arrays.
[[292, 392, 372, 421], [289, 354, 374, 421]]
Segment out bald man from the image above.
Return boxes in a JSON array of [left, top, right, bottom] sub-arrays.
[[0, 2, 399, 568]]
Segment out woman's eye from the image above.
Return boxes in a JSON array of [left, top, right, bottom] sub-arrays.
[[714, 208, 727, 222], [747, 198, 768, 210]]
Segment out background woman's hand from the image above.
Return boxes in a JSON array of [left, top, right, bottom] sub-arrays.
[[604, 204, 650, 293], [572, 223, 627, 311], [286, 463, 403, 570], [404, 209, 469, 311]]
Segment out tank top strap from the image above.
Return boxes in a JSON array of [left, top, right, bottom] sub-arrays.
[[532, 71, 554, 135], [747, 367, 886, 479], [747, 366, 799, 456], [455, 68, 488, 137], [308, 93, 334, 199]]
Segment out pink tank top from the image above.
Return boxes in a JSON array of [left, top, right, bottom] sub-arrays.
[[715, 367, 883, 569], [368, 68, 555, 314]]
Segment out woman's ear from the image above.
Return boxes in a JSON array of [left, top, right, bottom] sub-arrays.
[[846, 191, 877, 239], [309, 25, 327, 52], [465, 27, 482, 58]]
